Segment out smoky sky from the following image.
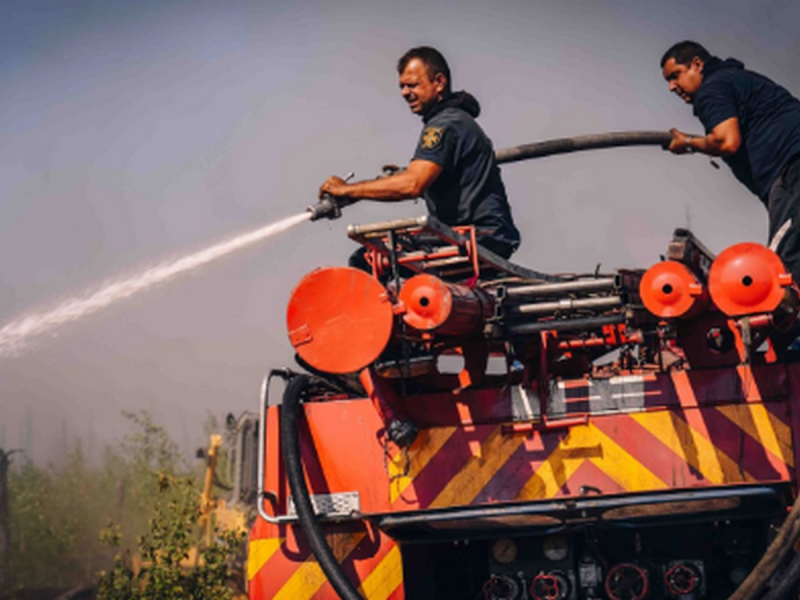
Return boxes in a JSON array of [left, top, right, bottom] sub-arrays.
[[1, 0, 799, 463]]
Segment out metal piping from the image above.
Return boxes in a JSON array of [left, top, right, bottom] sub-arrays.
[[257, 369, 302, 526], [509, 295, 623, 316], [505, 313, 625, 336], [505, 277, 617, 298], [347, 216, 429, 237]]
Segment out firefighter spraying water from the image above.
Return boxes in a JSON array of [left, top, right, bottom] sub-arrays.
[[0, 125, 677, 360]]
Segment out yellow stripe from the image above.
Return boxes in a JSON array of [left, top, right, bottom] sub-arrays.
[[585, 424, 668, 491], [273, 533, 365, 600], [389, 426, 457, 503], [736, 365, 764, 400], [716, 403, 794, 468], [515, 440, 584, 500], [515, 424, 667, 500], [430, 426, 525, 508], [631, 411, 756, 485], [357, 545, 403, 600], [247, 537, 283, 581]]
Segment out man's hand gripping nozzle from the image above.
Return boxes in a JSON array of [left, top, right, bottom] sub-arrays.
[[307, 172, 355, 221]]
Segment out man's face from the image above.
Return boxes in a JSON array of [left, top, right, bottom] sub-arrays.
[[662, 56, 705, 103], [399, 58, 445, 115]]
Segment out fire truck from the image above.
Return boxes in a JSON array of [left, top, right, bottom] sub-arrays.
[[246, 133, 800, 600]]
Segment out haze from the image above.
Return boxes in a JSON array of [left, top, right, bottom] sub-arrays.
[[1, 0, 798, 463]]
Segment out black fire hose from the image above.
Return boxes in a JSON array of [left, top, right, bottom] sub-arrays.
[[309, 131, 677, 221], [494, 130, 673, 164], [280, 374, 364, 600]]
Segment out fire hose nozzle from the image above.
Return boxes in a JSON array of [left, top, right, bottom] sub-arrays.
[[308, 195, 359, 221], [307, 195, 341, 221], [308, 172, 356, 221]]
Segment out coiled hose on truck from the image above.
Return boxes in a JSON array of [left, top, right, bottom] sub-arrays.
[[282, 130, 800, 600]]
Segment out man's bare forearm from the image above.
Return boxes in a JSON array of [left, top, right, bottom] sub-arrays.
[[338, 172, 423, 201], [669, 118, 741, 157], [319, 159, 442, 201], [687, 133, 738, 157]]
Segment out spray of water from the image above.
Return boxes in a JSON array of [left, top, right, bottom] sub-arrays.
[[0, 212, 312, 357]]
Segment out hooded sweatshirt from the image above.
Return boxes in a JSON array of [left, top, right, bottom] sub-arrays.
[[411, 91, 520, 256], [693, 57, 800, 201]]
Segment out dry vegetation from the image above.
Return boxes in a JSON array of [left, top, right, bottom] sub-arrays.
[[1, 411, 244, 600]]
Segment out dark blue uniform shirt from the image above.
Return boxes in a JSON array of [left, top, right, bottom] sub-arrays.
[[412, 91, 520, 257], [694, 57, 800, 202]]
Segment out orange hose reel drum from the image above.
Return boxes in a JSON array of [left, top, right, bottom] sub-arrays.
[[286, 267, 394, 374], [399, 274, 492, 336], [709, 242, 793, 317], [640, 261, 707, 319]]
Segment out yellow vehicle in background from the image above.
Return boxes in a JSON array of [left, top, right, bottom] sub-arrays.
[[133, 411, 260, 598], [198, 412, 260, 597]]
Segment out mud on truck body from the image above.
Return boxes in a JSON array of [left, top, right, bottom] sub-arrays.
[[247, 134, 800, 600]]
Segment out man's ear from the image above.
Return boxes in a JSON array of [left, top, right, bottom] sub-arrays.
[[433, 72, 447, 94], [691, 56, 705, 74]]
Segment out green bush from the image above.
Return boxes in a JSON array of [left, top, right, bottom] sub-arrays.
[[1, 411, 245, 598], [5, 442, 121, 589], [97, 472, 246, 600]]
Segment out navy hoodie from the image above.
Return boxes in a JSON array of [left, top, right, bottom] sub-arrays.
[[412, 91, 520, 255], [693, 57, 800, 201]]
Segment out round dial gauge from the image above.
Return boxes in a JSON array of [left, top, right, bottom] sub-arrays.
[[491, 538, 518, 564], [542, 535, 569, 561]]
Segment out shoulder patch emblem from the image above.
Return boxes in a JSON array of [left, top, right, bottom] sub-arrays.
[[420, 126, 443, 150]]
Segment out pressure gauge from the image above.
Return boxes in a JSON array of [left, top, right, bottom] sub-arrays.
[[491, 538, 518, 564], [542, 535, 569, 562]]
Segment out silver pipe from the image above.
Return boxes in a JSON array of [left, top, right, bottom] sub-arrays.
[[257, 373, 300, 525], [510, 296, 622, 316], [401, 247, 460, 262], [347, 217, 428, 237], [425, 256, 471, 268], [505, 278, 616, 298]]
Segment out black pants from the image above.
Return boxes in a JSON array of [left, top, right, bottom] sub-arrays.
[[767, 154, 800, 283]]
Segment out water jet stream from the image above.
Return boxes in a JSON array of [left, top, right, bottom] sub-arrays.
[[0, 212, 311, 357]]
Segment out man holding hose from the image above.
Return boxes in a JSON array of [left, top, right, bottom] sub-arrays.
[[662, 40, 800, 283], [318, 46, 521, 267]]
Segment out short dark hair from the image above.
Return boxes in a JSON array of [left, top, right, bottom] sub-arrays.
[[397, 46, 452, 94], [660, 41, 711, 68]]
